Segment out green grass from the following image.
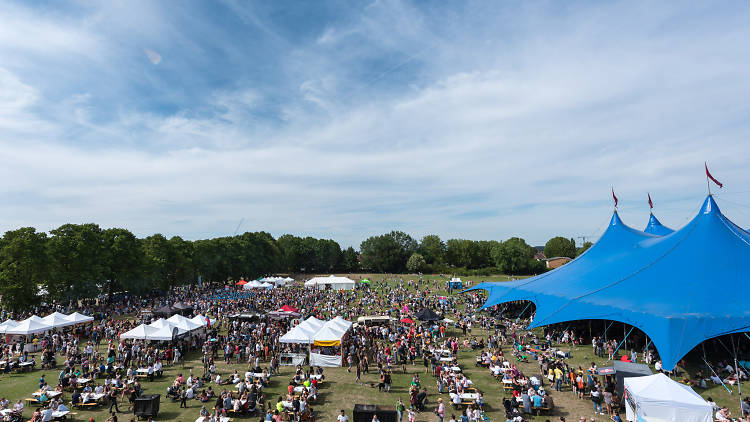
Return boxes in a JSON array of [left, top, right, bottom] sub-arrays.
[[0, 274, 740, 421]]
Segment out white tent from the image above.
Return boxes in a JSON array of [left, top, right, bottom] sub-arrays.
[[65, 312, 94, 324], [260, 282, 273, 288], [120, 324, 160, 340], [0, 319, 18, 334], [329, 316, 353, 332], [279, 317, 325, 344], [167, 314, 204, 331], [149, 318, 187, 335], [242, 280, 264, 289], [147, 325, 177, 341], [6, 317, 52, 335], [310, 317, 352, 367], [304, 275, 356, 290], [42, 312, 76, 328], [191, 314, 216, 327], [624, 373, 712, 422]]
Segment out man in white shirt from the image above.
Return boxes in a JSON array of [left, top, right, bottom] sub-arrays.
[[40, 407, 54, 422], [337, 409, 348, 422]]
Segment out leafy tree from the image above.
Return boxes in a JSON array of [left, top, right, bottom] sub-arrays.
[[576, 241, 593, 256], [140, 234, 172, 290], [168, 236, 194, 287], [359, 231, 414, 273], [0, 228, 49, 311], [418, 235, 446, 264], [47, 223, 106, 300], [491, 237, 535, 274], [102, 228, 146, 295], [406, 253, 426, 273], [277, 234, 303, 273], [341, 247, 359, 272], [544, 236, 577, 259]]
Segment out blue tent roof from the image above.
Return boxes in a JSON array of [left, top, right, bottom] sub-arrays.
[[643, 213, 674, 235], [467, 196, 750, 370]]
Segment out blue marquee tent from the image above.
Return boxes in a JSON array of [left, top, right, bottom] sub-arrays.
[[643, 213, 674, 236], [467, 196, 749, 370]]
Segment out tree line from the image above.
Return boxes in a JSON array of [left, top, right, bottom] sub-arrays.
[[0, 224, 357, 311], [0, 224, 589, 311], [358, 232, 590, 275]]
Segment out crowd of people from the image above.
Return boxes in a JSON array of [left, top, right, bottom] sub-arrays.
[[0, 275, 748, 422]]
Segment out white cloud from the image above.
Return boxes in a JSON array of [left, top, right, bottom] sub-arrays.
[[1, 1, 750, 248]]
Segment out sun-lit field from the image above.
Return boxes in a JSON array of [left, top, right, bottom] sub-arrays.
[[0, 275, 739, 422]]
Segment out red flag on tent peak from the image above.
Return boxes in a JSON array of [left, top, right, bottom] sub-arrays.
[[705, 162, 723, 188], [612, 188, 618, 208], [648, 193, 653, 209]]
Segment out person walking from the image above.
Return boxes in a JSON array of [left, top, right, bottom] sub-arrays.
[[179, 387, 187, 408], [436, 398, 445, 422], [396, 398, 406, 422], [108, 388, 120, 413]]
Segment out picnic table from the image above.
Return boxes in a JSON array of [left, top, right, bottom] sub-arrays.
[[308, 374, 323, 380], [52, 410, 70, 420], [281, 401, 294, 409], [245, 371, 264, 379], [440, 357, 453, 362], [18, 362, 33, 371], [460, 393, 479, 401], [33, 390, 63, 399], [90, 393, 106, 402], [293, 386, 306, 393], [76, 377, 92, 385], [450, 366, 462, 372]]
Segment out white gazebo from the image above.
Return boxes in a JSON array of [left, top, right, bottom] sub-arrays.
[[0, 319, 18, 334], [304, 275, 356, 290], [624, 373, 712, 422], [166, 314, 204, 332], [120, 324, 160, 340], [191, 314, 216, 327], [7, 318, 53, 335], [42, 312, 77, 328], [65, 312, 94, 324]]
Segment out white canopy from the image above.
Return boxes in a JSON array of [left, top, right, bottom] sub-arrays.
[[624, 373, 712, 422], [6, 317, 52, 335], [0, 319, 18, 334], [279, 317, 325, 344], [120, 324, 160, 340], [312, 317, 351, 345], [260, 282, 273, 288], [65, 312, 94, 324], [450, 277, 462, 282], [167, 314, 204, 331], [329, 316, 353, 332], [42, 312, 76, 328], [147, 325, 177, 341], [304, 275, 356, 290], [242, 280, 264, 289], [191, 314, 216, 327], [149, 318, 187, 335]]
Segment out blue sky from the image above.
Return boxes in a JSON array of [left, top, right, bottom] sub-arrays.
[[2, 0, 750, 247]]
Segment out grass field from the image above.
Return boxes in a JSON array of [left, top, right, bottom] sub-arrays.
[[0, 274, 741, 421]]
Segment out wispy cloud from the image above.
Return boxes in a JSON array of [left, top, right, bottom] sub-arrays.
[[1, 1, 750, 247]]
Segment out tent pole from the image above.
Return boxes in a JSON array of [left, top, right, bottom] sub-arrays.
[[515, 301, 532, 322], [703, 355, 732, 395], [732, 335, 743, 416], [603, 320, 615, 342], [607, 326, 634, 363]]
